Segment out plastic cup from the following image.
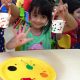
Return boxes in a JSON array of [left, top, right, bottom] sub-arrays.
[[52, 20, 65, 33], [0, 13, 11, 28]]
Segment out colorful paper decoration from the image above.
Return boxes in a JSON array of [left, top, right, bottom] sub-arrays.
[[19, 7, 25, 20], [23, 0, 32, 11], [1, 6, 8, 13], [16, 0, 24, 7]]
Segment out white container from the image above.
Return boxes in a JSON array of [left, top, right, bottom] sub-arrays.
[[0, 13, 11, 28], [52, 20, 65, 33]]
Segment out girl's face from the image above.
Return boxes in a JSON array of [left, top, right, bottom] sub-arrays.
[[30, 10, 48, 29]]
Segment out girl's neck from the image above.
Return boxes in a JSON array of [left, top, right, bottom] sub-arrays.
[[30, 27, 42, 36]]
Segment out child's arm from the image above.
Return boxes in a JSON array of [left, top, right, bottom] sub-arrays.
[[63, 13, 78, 32], [9, 3, 20, 24], [57, 4, 78, 32], [1, 0, 20, 24]]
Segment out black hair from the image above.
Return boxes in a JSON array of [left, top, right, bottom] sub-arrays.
[[48, 0, 55, 7], [29, 0, 54, 33], [62, 0, 80, 14]]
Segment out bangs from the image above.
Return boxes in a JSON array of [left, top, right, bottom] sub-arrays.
[[32, 7, 50, 16], [32, 7, 40, 15]]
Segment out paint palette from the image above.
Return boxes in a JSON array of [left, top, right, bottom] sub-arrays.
[[0, 57, 56, 80], [52, 20, 65, 33], [0, 13, 11, 28]]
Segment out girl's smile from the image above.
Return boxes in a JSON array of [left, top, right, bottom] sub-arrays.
[[30, 10, 48, 29]]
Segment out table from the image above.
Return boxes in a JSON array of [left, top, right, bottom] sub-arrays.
[[0, 49, 80, 80]]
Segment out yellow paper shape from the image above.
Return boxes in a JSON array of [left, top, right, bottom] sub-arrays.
[[16, 0, 24, 7], [58, 34, 71, 48]]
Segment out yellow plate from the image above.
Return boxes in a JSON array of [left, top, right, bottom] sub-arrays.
[[0, 57, 56, 80]]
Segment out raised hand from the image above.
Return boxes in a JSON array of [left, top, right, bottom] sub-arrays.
[[57, 3, 68, 20], [1, 0, 12, 6], [54, 0, 68, 21], [6, 24, 33, 49]]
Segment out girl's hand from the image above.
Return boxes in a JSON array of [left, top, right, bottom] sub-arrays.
[[1, 0, 12, 5], [13, 25, 33, 47], [6, 24, 33, 49], [1, 0, 12, 10], [57, 4, 68, 20], [54, 0, 68, 20]]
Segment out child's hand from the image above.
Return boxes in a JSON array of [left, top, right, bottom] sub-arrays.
[[6, 24, 33, 49], [54, 0, 68, 20], [57, 4, 68, 20], [13, 25, 33, 47], [1, 0, 12, 6]]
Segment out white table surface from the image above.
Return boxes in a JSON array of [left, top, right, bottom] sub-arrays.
[[0, 49, 80, 80]]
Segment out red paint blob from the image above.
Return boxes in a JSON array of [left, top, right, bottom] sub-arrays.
[[21, 78, 32, 80]]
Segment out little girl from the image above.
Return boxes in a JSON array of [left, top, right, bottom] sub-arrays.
[[0, 0, 19, 52], [6, 0, 77, 50], [6, 0, 53, 50]]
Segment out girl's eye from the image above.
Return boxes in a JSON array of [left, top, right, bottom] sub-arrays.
[[42, 15, 46, 19], [33, 14, 37, 17]]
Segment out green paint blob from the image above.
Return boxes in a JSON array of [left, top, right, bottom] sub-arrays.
[[26, 64, 33, 70]]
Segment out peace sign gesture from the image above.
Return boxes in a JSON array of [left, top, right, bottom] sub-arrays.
[[6, 24, 33, 49]]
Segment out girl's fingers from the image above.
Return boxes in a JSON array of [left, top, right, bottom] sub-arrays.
[[22, 23, 27, 32], [18, 24, 22, 34], [25, 28, 31, 36], [57, 4, 67, 20], [58, 3, 68, 12], [63, 4, 68, 12], [59, 0, 63, 5], [65, 4, 68, 9], [57, 5, 64, 14]]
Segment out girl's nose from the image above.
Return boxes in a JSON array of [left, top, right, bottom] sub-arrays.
[[36, 17, 41, 22]]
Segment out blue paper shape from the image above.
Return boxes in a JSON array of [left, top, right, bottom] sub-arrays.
[[25, 11, 29, 23], [1, 6, 8, 13]]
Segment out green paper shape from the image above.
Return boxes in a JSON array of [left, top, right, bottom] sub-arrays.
[[19, 7, 25, 20]]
